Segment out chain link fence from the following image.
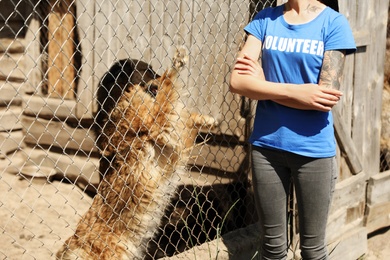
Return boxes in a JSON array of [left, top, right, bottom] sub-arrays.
[[0, 0, 279, 259], [380, 6, 390, 173]]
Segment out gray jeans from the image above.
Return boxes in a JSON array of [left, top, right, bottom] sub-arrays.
[[251, 146, 337, 260]]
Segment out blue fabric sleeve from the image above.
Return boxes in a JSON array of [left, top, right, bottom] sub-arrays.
[[325, 15, 356, 54], [244, 9, 267, 41]]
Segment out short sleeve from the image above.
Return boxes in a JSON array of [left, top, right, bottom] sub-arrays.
[[244, 10, 267, 42], [325, 15, 356, 55]]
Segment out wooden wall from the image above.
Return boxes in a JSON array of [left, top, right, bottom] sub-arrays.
[[328, 1, 390, 259]]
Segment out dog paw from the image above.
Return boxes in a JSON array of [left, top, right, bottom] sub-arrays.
[[172, 46, 188, 70]]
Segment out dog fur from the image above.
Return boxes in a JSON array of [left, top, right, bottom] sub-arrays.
[[56, 48, 216, 259]]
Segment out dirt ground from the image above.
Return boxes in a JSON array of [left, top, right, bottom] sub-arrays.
[[0, 151, 389, 260]]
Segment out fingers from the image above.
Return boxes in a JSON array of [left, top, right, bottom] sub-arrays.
[[234, 63, 256, 75], [314, 93, 341, 111], [234, 53, 263, 77], [236, 53, 257, 67], [320, 86, 343, 97]]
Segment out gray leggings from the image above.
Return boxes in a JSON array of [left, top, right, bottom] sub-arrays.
[[251, 146, 337, 260]]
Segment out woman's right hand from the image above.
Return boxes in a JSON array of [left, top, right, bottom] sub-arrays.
[[283, 83, 343, 112]]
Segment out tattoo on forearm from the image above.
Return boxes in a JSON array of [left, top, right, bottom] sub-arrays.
[[319, 50, 346, 90]]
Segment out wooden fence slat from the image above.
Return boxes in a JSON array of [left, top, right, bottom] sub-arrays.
[[75, 1, 96, 118], [333, 108, 363, 174], [47, 0, 76, 100]]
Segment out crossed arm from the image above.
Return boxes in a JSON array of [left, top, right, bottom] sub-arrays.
[[229, 35, 346, 112]]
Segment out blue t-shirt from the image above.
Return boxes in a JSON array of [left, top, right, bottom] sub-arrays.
[[244, 5, 356, 158]]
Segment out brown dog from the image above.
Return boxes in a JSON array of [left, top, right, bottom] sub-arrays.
[[56, 48, 216, 259]]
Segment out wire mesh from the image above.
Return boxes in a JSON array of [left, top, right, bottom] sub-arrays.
[[0, 0, 277, 259], [380, 6, 390, 173]]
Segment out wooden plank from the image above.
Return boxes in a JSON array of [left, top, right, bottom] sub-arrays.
[[337, 42, 355, 181], [0, 106, 22, 131], [125, 0, 152, 61], [75, 0, 96, 118], [365, 201, 390, 233], [16, 147, 100, 191], [0, 52, 26, 81], [0, 81, 23, 104], [21, 115, 96, 152], [328, 199, 365, 243], [339, 0, 357, 31], [113, 0, 136, 61], [47, 0, 76, 100], [330, 173, 366, 217], [327, 207, 348, 242], [149, 0, 175, 70], [363, 0, 389, 176], [22, 94, 78, 120], [189, 143, 247, 174], [0, 131, 24, 159], [351, 48, 367, 160], [353, 30, 371, 47], [327, 227, 367, 260], [189, 0, 232, 117], [183, 0, 249, 140], [0, 39, 25, 53], [366, 171, 390, 205], [92, 0, 114, 100], [333, 108, 363, 174], [337, 0, 357, 182], [23, 14, 42, 95], [220, 1, 250, 141]]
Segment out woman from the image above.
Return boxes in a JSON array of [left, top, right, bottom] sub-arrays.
[[229, 0, 355, 259]]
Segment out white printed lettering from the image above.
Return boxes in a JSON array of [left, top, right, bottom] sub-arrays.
[[271, 36, 279, 50], [286, 38, 296, 52], [302, 39, 311, 53], [295, 39, 305, 52], [264, 35, 273, 49], [278, 38, 288, 52], [316, 41, 324, 56], [262, 35, 324, 56], [310, 40, 318, 55]]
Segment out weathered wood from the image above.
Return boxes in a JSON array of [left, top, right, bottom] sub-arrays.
[[365, 0, 389, 176], [327, 174, 366, 242], [0, 81, 23, 104], [23, 14, 42, 95], [337, 49, 355, 181], [365, 201, 390, 233], [330, 173, 366, 217], [0, 131, 23, 159], [22, 95, 78, 120], [365, 171, 390, 232], [327, 227, 367, 260], [74, 0, 96, 119], [0, 39, 25, 53], [47, 0, 76, 100], [189, 143, 247, 175], [0, 106, 22, 131], [17, 147, 100, 191], [333, 108, 363, 174], [0, 52, 26, 81], [366, 171, 390, 205], [353, 30, 371, 47], [21, 115, 96, 152]]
